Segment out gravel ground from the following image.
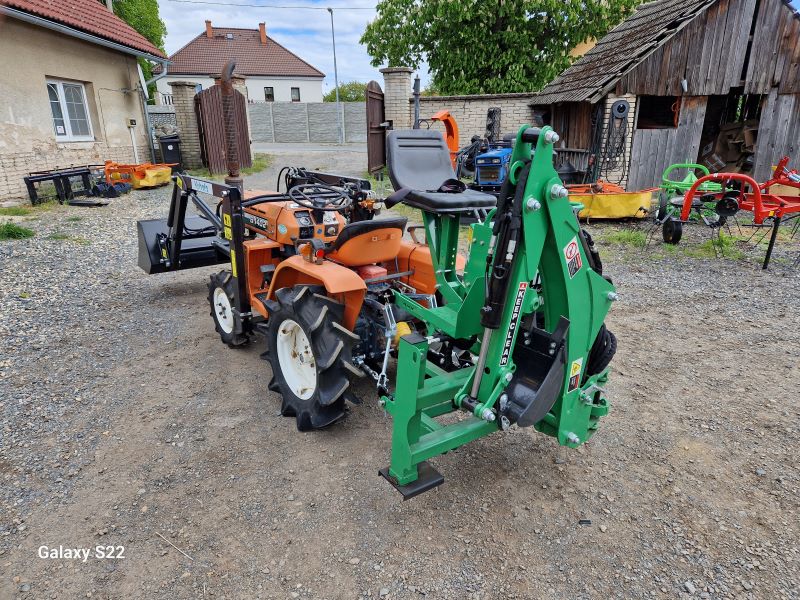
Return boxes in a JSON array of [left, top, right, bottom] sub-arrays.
[[1, 156, 799, 599]]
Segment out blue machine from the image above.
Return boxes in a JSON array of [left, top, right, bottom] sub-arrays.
[[472, 145, 513, 195]]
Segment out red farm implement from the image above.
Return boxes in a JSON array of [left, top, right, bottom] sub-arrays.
[[653, 158, 800, 268]]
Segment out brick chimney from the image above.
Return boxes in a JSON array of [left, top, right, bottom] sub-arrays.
[[258, 22, 267, 45], [205, 20, 213, 38]]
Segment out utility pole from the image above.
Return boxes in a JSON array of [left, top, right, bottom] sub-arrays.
[[327, 7, 344, 145]]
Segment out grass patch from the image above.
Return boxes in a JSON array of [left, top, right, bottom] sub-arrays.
[[685, 234, 745, 260], [66, 216, 83, 222], [0, 206, 32, 217], [0, 222, 35, 240], [188, 153, 272, 180], [242, 153, 272, 176], [603, 229, 647, 247], [388, 202, 423, 224], [48, 232, 90, 245]]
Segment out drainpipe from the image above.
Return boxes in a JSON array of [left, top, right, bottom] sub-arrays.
[[106, 0, 114, 12], [138, 62, 170, 163]]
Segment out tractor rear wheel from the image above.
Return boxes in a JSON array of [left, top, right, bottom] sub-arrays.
[[208, 270, 249, 348], [265, 285, 362, 431]]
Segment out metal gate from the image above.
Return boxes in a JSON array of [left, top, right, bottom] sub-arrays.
[[366, 81, 387, 175], [195, 85, 252, 175]]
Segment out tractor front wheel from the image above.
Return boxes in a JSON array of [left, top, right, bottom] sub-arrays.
[[265, 286, 362, 431], [208, 270, 249, 348]]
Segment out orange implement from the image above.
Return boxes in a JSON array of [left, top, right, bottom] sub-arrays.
[[104, 161, 176, 189], [430, 110, 460, 169]]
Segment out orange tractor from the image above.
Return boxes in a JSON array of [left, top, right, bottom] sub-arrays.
[[137, 165, 474, 429]]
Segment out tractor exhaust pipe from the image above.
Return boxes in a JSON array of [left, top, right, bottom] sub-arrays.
[[221, 59, 243, 191]]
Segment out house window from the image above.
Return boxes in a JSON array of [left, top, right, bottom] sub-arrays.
[[291, 87, 301, 102], [264, 87, 274, 102], [636, 95, 680, 129], [47, 79, 93, 141]]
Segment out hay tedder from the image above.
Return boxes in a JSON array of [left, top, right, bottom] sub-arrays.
[[650, 157, 800, 268], [137, 125, 618, 498]]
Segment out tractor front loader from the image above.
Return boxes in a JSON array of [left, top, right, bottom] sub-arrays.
[[137, 125, 617, 499]]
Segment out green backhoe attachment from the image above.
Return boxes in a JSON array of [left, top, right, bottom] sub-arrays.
[[380, 125, 617, 499]]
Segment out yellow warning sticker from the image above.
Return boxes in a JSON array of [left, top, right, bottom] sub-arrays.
[[223, 213, 232, 227], [568, 357, 583, 392], [223, 226, 232, 240], [230, 249, 237, 277]]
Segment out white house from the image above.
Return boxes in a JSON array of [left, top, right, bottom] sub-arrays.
[[155, 21, 324, 104]]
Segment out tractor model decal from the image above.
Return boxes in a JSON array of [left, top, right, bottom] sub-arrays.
[[500, 282, 527, 366], [243, 212, 268, 232]]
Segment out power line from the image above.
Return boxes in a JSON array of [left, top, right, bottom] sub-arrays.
[[166, 0, 374, 9]]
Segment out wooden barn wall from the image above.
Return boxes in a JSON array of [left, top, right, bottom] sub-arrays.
[[753, 91, 800, 180], [617, 0, 800, 97], [550, 102, 593, 148], [627, 96, 708, 190], [745, 0, 800, 94]]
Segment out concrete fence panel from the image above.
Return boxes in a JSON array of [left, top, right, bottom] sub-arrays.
[[248, 102, 366, 144], [307, 103, 340, 143]]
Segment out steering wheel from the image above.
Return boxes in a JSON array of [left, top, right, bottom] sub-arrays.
[[289, 184, 353, 211]]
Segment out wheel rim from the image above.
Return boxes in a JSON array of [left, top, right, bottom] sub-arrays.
[[213, 287, 234, 334], [276, 318, 317, 400]]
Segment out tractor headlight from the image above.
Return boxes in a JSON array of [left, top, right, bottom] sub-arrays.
[[492, 158, 501, 164]]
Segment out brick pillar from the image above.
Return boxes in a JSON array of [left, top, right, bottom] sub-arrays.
[[380, 67, 413, 130], [168, 81, 203, 169], [213, 74, 248, 102]]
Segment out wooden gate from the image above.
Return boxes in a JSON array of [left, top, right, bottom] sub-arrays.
[[366, 81, 387, 175], [195, 85, 252, 175]]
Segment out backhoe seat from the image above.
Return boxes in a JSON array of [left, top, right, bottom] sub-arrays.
[[327, 216, 408, 267], [387, 130, 496, 214]]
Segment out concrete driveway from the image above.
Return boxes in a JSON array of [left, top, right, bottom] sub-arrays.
[[244, 144, 369, 192]]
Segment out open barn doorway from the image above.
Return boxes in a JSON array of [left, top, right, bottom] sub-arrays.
[[696, 90, 763, 175]]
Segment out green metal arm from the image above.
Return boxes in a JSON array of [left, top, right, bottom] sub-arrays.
[[381, 125, 617, 496]]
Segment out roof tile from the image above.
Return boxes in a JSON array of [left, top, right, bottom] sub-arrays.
[[1, 0, 165, 57], [160, 26, 324, 78]]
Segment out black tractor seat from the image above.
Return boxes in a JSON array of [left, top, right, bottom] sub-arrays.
[[387, 130, 496, 214]]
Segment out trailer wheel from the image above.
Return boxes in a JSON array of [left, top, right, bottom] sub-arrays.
[[265, 285, 362, 431], [662, 217, 683, 245], [208, 270, 249, 348]]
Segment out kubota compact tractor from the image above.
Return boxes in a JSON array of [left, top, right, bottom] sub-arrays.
[[138, 125, 617, 498]]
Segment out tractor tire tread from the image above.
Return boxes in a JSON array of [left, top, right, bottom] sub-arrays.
[[265, 285, 360, 431], [208, 270, 249, 348]]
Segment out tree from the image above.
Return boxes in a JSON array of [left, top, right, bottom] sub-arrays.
[[361, 0, 642, 95], [323, 81, 367, 102], [102, 0, 167, 96]]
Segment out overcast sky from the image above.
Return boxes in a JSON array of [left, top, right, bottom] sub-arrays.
[[157, 0, 388, 91], [157, 0, 800, 92]]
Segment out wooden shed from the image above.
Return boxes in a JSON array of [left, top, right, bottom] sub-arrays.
[[532, 0, 800, 190]]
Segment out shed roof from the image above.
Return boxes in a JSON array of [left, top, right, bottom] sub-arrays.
[[158, 26, 324, 78], [0, 0, 165, 58], [534, 0, 799, 105], [535, 0, 715, 105]]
